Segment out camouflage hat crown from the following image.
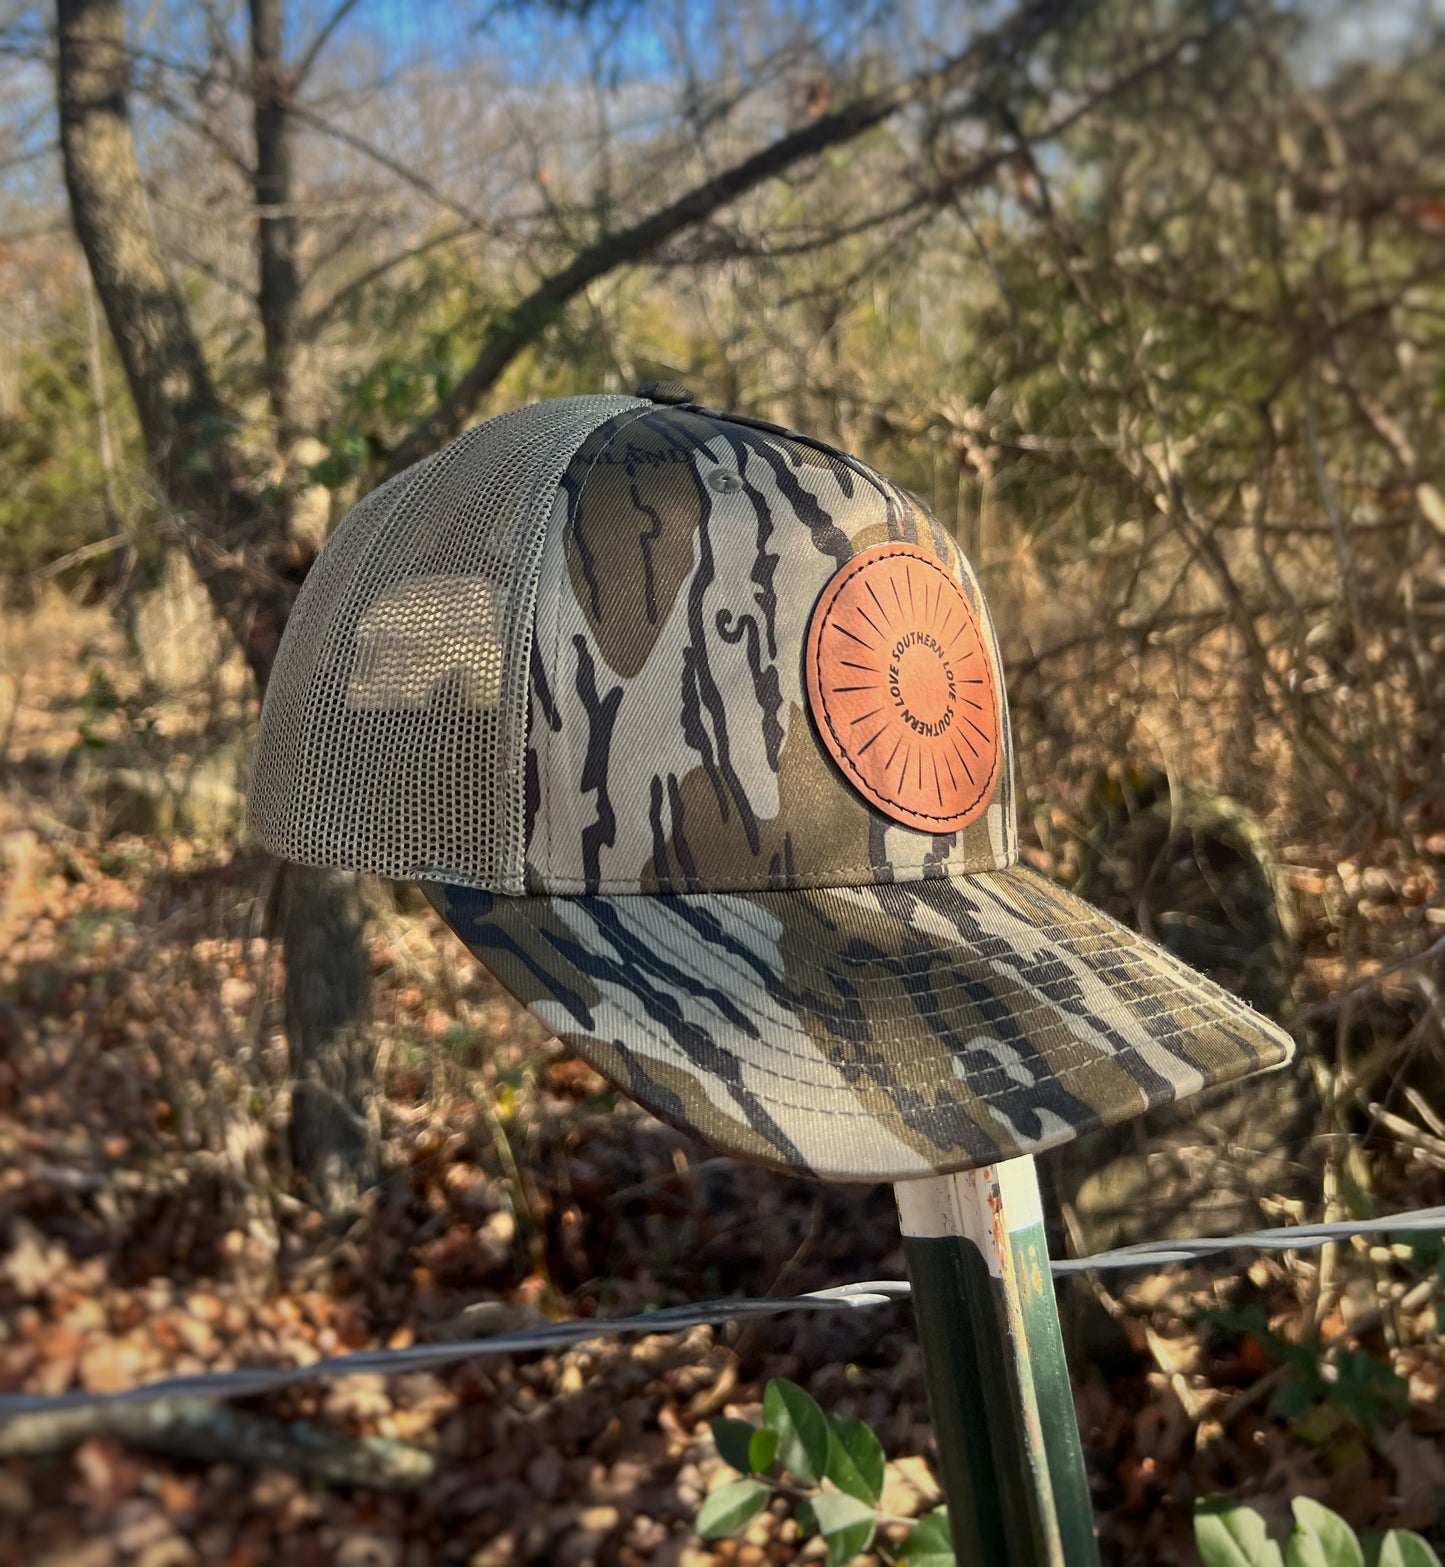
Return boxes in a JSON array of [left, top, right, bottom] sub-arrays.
[[250, 392, 1293, 1182]]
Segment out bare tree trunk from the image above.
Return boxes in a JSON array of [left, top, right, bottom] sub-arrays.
[[57, 0, 376, 1218], [249, 0, 300, 450], [280, 864, 376, 1218], [55, 0, 289, 675], [245, 0, 375, 1214]]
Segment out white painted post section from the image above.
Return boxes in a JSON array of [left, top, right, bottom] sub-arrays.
[[895, 1156, 1097, 1565]]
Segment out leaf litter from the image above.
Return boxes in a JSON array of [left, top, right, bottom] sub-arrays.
[[3, 600, 1445, 1564]]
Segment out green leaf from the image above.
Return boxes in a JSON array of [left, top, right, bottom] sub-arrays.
[[826, 1416, 885, 1505], [810, 1491, 876, 1566], [1373, 1531, 1444, 1567], [907, 1509, 952, 1548], [710, 1417, 757, 1474], [749, 1426, 779, 1473], [1271, 1381, 1318, 1422], [306, 451, 356, 490], [1285, 1498, 1364, 1567], [1195, 1498, 1286, 1567], [695, 1478, 770, 1539], [794, 1498, 817, 1539], [901, 1547, 957, 1567], [762, 1378, 831, 1487], [900, 1507, 955, 1566]]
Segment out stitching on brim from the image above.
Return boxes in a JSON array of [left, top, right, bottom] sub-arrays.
[[590, 884, 1274, 1075]]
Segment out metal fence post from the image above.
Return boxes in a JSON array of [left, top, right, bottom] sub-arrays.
[[896, 1156, 1100, 1567]]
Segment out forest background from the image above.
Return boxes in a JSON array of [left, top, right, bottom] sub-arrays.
[[2, 0, 1444, 1563]]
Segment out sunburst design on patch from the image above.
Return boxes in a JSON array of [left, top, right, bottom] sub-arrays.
[[805, 542, 1000, 833]]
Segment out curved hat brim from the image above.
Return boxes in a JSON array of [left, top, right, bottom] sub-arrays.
[[426, 865, 1293, 1183]]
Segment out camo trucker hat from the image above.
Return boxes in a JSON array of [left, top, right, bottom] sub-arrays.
[[249, 387, 1293, 1182]]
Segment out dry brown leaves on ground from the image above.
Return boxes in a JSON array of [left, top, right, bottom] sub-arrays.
[[3, 599, 1445, 1565]]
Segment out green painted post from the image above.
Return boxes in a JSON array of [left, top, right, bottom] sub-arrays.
[[895, 1157, 1100, 1567]]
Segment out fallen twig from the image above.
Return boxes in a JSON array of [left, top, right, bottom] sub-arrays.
[[0, 1395, 435, 1491]]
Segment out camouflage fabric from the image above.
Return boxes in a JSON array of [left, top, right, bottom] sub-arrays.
[[427, 868, 1291, 1181], [251, 395, 1295, 1182], [524, 406, 1016, 894]]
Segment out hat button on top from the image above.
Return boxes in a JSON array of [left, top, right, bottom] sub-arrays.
[[634, 380, 694, 405]]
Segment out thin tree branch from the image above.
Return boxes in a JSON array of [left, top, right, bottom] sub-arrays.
[[288, 99, 494, 232], [0, 136, 58, 172], [299, 222, 473, 334], [291, 0, 363, 91], [143, 79, 252, 170]]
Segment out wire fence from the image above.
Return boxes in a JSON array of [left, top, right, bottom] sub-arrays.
[[4, 1206, 1443, 1420]]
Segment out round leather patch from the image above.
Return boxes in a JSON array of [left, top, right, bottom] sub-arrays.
[[805, 543, 1000, 833]]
